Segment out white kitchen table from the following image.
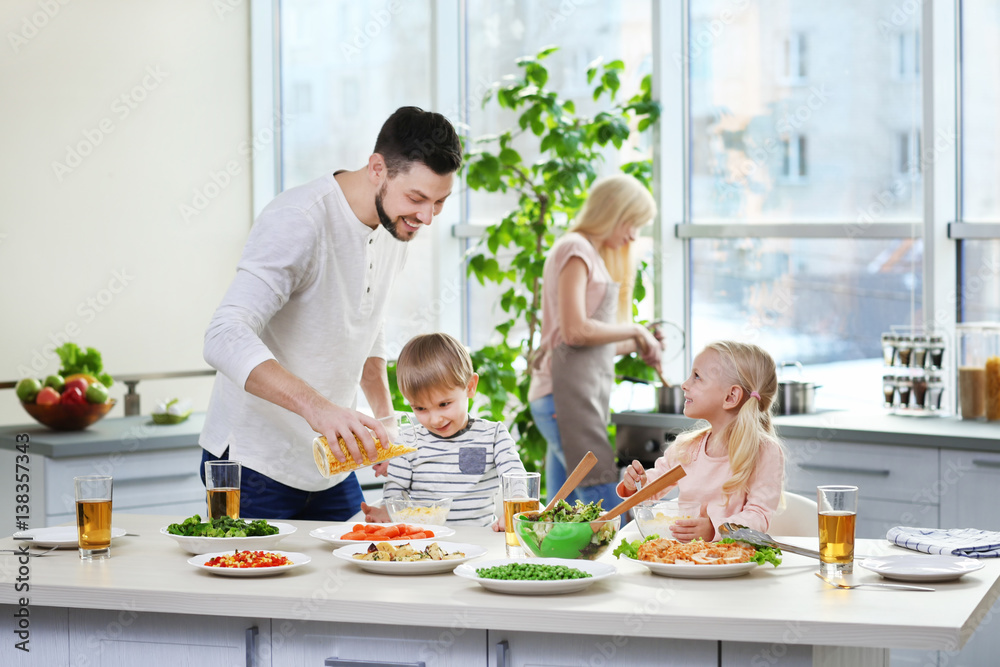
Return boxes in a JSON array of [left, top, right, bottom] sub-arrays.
[[2, 514, 998, 667]]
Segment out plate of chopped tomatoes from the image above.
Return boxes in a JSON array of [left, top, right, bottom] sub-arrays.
[[188, 550, 311, 577], [309, 522, 455, 548]]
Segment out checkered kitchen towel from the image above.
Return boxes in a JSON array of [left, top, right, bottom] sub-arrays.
[[887, 526, 1000, 558]]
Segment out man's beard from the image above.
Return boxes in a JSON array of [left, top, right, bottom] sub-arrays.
[[375, 184, 412, 241]]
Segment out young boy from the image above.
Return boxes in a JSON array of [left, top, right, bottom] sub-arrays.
[[360, 333, 526, 528]]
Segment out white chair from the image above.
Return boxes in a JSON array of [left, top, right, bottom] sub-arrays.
[[768, 491, 818, 537]]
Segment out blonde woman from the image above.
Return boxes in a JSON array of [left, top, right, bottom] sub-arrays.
[[528, 174, 664, 510], [619, 341, 786, 542]]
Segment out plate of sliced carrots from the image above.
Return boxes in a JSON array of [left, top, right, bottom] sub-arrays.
[[309, 522, 455, 548]]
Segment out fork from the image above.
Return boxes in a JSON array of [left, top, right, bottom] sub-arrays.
[[814, 572, 934, 592], [0, 545, 61, 557]]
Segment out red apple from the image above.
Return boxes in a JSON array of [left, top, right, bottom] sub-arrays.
[[60, 386, 87, 405], [64, 378, 89, 395], [36, 386, 61, 406]]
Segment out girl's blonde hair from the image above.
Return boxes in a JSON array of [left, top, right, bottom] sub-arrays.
[[672, 341, 782, 501], [569, 174, 657, 322], [396, 333, 474, 404]]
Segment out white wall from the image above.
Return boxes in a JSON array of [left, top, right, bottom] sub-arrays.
[[0, 1, 252, 425]]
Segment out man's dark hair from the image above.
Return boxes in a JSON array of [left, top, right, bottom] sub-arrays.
[[374, 106, 462, 178]]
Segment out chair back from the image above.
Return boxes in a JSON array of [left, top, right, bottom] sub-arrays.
[[768, 492, 819, 537]]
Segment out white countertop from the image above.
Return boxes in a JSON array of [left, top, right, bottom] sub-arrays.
[[3, 514, 999, 651]]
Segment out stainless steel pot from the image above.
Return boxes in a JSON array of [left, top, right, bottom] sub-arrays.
[[620, 376, 686, 414], [775, 362, 821, 415]]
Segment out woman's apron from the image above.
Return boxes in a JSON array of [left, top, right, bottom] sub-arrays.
[[550, 281, 620, 488]]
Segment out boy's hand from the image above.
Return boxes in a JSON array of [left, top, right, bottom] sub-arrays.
[[490, 517, 504, 532], [621, 460, 647, 497], [372, 461, 389, 477], [360, 502, 390, 523]]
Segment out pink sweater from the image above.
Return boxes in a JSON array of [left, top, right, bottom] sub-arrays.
[[618, 432, 784, 540]]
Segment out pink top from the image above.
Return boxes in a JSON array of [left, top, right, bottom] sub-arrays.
[[528, 232, 611, 401], [617, 432, 785, 540]]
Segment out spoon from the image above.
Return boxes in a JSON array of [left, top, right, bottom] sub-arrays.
[[531, 465, 688, 559], [542, 451, 598, 513], [814, 572, 934, 592]]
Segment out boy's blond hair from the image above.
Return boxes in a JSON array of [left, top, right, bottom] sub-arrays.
[[396, 333, 474, 403]]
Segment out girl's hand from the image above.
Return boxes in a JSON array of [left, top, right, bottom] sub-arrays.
[[670, 516, 715, 543], [621, 460, 647, 496]]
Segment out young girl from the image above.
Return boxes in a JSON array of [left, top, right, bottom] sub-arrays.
[[618, 341, 785, 542]]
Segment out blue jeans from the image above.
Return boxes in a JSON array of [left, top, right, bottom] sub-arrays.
[[200, 448, 363, 521], [530, 395, 620, 512]]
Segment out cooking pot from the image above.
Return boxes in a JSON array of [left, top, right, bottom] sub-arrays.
[[775, 362, 821, 415], [620, 376, 686, 414]]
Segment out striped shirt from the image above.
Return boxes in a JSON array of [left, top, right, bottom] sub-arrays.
[[383, 418, 526, 526]]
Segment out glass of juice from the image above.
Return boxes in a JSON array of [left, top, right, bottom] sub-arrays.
[[501, 472, 540, 558], [205, 460, 242, 520], [74, 475, 113, 560], [817, 485, 858, 577]]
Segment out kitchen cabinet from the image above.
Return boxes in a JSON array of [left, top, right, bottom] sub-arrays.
[[68, 610, 269, 667], [937, 449, 1000, 667], [488, 630, 716, 666], [782, 438, 939, 539], [272, 620, 485, 666]]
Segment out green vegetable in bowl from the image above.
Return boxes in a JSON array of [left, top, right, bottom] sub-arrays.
[[55, 343, 113, 388], [166, 514, 278, 538], [475, 563, 592, 580], [516, 500, 618, 559]]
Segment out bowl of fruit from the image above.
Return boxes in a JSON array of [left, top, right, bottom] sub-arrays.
[[16, 343, 116, 431]]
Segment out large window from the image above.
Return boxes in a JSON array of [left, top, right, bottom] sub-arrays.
[[958, 0, 1000, 322], [687, 1, 924, 409], [269, 1, 999, 414], [463, 0, 654, 350]]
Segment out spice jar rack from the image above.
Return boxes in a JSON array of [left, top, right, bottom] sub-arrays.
[[956, 322, 1000, 421], [881, 326, 947, 416]]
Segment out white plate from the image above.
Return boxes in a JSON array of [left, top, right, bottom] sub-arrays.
[[310, 522, 455, 548], [332, 541, 486, 575], [188, 550, 310, 577], [160, 522, 295, 555], [622, 554, 759, 579], [859, 554, 985, 582], [12, 526, 127, 549], [453, 558, 616, 595]]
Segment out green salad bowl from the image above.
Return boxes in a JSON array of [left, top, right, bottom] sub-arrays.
[[514, 511, 620, 560]]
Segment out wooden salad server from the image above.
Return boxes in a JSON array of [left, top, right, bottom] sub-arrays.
[[542, 451, 598, 512]]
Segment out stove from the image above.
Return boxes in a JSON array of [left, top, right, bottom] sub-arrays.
[[614, 419, 686, 469]]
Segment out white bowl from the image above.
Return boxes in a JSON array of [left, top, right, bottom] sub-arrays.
[[634, 499, 701, 539], [384, 497, 452, 525], [160, 522, 296, 555]]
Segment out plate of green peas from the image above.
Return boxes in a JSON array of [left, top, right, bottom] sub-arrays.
[[453, 558, 616, 595]]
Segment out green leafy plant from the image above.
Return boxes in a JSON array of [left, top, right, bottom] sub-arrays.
[[459, 46, 661, 471]]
